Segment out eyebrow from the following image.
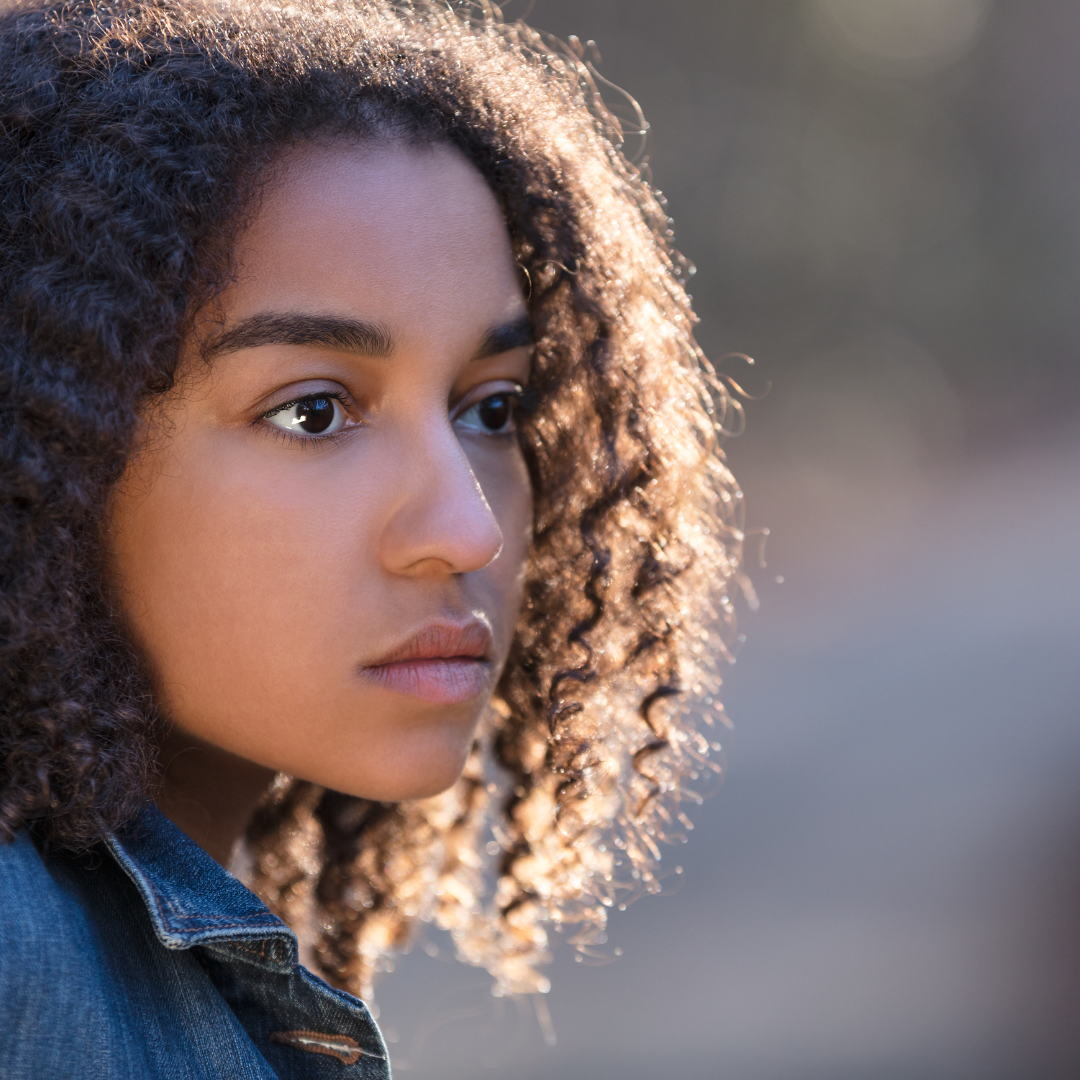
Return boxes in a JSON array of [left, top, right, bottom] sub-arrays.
[[204, 312, 394, 359], [472, 314, 533, 361], [203, 311, 533, 363]]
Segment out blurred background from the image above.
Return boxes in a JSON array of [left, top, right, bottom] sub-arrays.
[[378, 2, 1080, 1076]]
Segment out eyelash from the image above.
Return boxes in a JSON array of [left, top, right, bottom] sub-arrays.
[[515, 386, 542, 418], [255, 385, 541, 445], [257, 390, 356, 446]]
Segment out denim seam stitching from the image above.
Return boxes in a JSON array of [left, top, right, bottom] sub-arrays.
[[137, 868, 280, 931]]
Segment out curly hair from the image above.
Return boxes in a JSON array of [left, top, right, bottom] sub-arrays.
[[0, 0, 747, 998]]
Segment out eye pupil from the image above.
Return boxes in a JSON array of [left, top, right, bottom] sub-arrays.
[[294, 397, 335, 434], [478, 394, 512, 431]]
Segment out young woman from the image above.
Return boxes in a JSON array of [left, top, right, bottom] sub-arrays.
[[0, 0, 746, 1074]]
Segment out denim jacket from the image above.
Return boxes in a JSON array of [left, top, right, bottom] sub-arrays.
[[0, 803, 390, 1079]]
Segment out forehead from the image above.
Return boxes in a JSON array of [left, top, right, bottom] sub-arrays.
[[224, 139, 525, 332]]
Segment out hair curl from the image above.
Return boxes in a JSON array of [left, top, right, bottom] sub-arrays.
[[0, 0, 747, 997]]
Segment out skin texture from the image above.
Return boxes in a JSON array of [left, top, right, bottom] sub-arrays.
[[108, 141, 533, 864]]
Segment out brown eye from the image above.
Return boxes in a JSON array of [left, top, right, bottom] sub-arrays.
[[264, 396, 345, 436], [455, 392, 518, 435], [478, 394, 513, 430]]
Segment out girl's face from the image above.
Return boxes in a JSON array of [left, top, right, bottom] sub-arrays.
[[109, 141, 533, 802]]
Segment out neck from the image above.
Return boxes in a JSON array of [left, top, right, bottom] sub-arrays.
[[155, 726, 277, 867]]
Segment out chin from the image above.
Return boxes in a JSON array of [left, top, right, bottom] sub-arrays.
[[341, 762, 471, 803], [384, 769, 468, 801], [312, 725, 478, 803]]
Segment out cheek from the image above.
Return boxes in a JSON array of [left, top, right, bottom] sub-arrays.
[[473, 444, 533, 645], [110, 437, 381, 723]]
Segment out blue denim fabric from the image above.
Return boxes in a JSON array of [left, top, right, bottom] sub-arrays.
[[0, 803, 390, 1079]]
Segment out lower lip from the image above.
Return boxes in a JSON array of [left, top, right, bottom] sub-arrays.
[[360, 658, 492, 705]]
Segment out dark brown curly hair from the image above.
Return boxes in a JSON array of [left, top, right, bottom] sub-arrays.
[[0, 0, 747, 997]]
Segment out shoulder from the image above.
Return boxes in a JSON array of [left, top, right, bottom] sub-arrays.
[[0, 829, 66, 941], [0, 832, 145, 1075], [0, 830, 105, 992], [0, 829, 65, 934]]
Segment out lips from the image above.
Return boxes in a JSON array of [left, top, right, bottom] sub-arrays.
[[358, 619, 494, 705]]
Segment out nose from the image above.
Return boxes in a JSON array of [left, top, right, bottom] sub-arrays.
[[378, 420, 504, 577]]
